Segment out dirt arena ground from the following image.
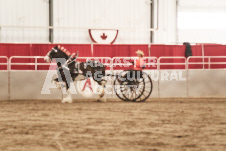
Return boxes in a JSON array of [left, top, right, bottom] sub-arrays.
[[0, 99, 226, 151]]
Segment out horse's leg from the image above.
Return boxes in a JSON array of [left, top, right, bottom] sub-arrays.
[[61, 72, 73, 103], [96, 78, 107, 102], [100, 68, 107, 99], [61, 81, 72, 103], [55, 68, 65, 89], [100, 79, 106, 98], [52, 78, 62, 89]]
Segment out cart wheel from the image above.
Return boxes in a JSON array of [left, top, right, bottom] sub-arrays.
[[114, 70, 153, 102], [113, 71, 130, 102], [132, 72, 153, 102]]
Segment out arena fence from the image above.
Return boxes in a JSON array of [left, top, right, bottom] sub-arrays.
[[0, 56, 8, 100], [187, 56, 226, 69], [1, 56, 226, 101], [0, 56, 8, 70], [9, 56, 50, 70]]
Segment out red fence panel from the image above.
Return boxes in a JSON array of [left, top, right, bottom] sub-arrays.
[[150, 45, 185, 57], [0, 43, 92, 58], [1, 43, 226, 70], [0, 44, 92, 70], [151, 45, 186, 69], [93, 44, 149, 57], [204, 45, 226, 56]]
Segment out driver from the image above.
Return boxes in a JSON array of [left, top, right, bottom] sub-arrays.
[[133, 50, 145, 70], [129, 50, 145, 80], [121, 50, 145, 83]]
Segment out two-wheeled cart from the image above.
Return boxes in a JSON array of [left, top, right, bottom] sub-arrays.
[[111, 70, 153, 102]]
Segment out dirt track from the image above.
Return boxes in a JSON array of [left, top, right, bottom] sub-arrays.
[[0, 99, 226, 151]]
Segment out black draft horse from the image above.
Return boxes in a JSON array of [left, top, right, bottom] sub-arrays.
[[44, 45, 106, 103]]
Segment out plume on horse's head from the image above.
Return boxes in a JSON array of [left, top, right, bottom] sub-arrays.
[[54, 45, 58, 49], [44, 45, 70, 63]]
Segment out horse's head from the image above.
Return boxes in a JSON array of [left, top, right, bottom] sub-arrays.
[[44, 45, 69, 62]]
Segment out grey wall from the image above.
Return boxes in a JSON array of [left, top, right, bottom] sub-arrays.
[[1, 69, 226, 101], [10, 71, 62, 100], [188, 69, 226, 97], [0, 71, 8, 100]]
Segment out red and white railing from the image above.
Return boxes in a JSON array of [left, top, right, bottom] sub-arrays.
[[0, 56, 8, 70], [0, 56, 226, 71]]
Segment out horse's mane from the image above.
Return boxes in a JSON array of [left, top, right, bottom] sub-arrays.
[[54, 45, 71, 59]]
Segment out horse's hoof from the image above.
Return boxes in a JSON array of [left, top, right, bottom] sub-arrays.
[[61, 100, 72, 103], [96, 98, 107, 102], [61, 98, 73, 103]]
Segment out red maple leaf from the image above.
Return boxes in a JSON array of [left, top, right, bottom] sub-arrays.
[[100, 33, 107, 40]]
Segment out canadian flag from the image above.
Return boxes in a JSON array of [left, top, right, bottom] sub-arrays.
[[89, 29, 118, 44]]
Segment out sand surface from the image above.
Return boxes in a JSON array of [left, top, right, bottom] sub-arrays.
[[0, 99, 226, 151]]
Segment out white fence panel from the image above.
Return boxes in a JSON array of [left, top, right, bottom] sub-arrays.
[[10, 71, 62, 100], [158, 70, 187, 98], [158, 57, 187, 97], [0, 71, 8, 100]]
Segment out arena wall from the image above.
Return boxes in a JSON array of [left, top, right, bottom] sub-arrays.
[[9, 71, 62, 100], [0, 69, 225, 101], [9, 71, 114, 101], [158, 70, 187, 98], [1, 45, 226, 101], [188, 69, 226, 97], [0, 71, 8, 100]]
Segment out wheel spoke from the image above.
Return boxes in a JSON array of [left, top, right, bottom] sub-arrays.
[[115, 71, 152, 102], [125, 90, 131, 98]]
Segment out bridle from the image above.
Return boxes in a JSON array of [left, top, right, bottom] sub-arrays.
[[44, 48, 58, 62], [44, 47, 70, 62], [44, 47, 80, 72]]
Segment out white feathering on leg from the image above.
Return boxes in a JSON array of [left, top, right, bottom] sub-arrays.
[[62, 89, 72, 103], [96, 81, 107, 102]]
